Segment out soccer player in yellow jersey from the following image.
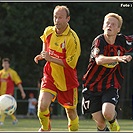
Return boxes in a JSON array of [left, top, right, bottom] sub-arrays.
[[0, 58, 26, 125], [34, 5, 81, 131]]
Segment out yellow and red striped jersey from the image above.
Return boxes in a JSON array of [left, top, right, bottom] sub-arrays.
[[40, 25, 81, 91], [0, 68, 22, 95]]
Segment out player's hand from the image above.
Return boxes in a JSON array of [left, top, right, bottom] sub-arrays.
[[125, 55, 132, 62], [32, 101, 37, 105], [40, 51, 52, 62], [34, 54, 43, 64], [118, 55, 132, 63], [21, 92, 26, 99]]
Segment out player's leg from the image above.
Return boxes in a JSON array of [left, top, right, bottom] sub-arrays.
[[65, 108, 79, 131], [38, 90, 54, 131], [82, 89, 109, 131], [0, 114, 6, 125], [102, 88, 120, 131], [58, 88, 79, 131], [102, 102, 120, 131], [10, 114, 18, 125], [92, 111, 109, 131]]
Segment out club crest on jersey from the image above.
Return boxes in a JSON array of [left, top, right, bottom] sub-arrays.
[[61, 41, 65, 49], [55, 42, 59, 46]]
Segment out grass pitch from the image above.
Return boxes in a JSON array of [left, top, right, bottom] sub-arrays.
[[0, 117, 132, 132]]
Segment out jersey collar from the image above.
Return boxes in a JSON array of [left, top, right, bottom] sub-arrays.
[[53, 24, 70, 36]]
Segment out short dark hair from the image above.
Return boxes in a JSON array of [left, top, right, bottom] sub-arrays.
[[2, 58, 10, 64]]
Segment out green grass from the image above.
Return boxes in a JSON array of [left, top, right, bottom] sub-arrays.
[[0, 117, 132, 132]]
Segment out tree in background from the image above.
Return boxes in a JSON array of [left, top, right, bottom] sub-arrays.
[[0, 2, 132, 118]]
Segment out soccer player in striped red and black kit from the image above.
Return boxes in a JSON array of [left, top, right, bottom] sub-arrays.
[[82, 13, 133, 131]]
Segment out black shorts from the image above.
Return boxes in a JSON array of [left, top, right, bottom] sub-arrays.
[[81, 87, 119, 114]]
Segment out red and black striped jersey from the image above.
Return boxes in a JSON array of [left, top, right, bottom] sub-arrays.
[[83, 34, 133, 92]]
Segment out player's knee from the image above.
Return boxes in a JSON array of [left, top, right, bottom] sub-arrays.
[[37, 110, 44, 119], [38, 101, 49, 112], [37, 108, 50, 119], [103, 112, 113, 121], [37, 101, 50, 119], [38, 105, 48, 113]]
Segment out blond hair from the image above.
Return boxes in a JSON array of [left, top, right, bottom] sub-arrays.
[[104, 13, 123, 29], [54, 5, 70, 17]]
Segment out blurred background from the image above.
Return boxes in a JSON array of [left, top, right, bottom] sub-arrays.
[[0, 2, 133, 119]]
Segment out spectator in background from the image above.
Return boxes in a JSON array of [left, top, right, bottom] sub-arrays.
[[0, 58, 26, 125], [27, 93, 37, 117]]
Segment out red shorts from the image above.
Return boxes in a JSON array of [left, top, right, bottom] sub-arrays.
[[41, 79, 78, 109]]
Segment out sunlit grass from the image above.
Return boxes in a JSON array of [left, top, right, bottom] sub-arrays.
[[0, 117, 132, 132]]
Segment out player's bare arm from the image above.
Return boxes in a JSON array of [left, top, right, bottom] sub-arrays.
[[17, 84, 26, 99], [34, 55, 43, 64], [95, 54, 132, 65]]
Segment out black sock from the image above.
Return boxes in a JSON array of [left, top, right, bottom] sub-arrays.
[[97, 126, 110, 131], [109, 112, 117, 124], [109, 118, 115, 124]]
